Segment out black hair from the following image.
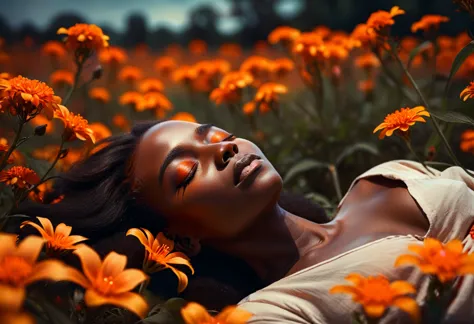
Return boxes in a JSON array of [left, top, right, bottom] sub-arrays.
[[15, 120, 329, 310]]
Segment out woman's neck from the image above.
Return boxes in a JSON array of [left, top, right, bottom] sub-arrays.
[[204, 204, 329, 285]]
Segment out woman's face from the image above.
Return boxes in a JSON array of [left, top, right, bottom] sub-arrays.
[[132, 121, 283, 239]]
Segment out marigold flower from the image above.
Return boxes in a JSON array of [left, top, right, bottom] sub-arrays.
[[154, 57, 177, 77], [41, 41, 66, 58], [268, 26, 301, 45], [50, 70, 74, 87], [139, 92, 173, 118], [0, 166, 39, 189], [240, 56, 273, 79], [189, 40, 207, 55], [351, 24, 377, 48], [0, 75, 62, 120], [460, 81, 474, 101], [119, 91, 144, 109], [0, 72, 12, 80], [358, 79, 375, 93], [218, 43, 243, 58], [89, 122, 112, 142], [127, 228, 194, 293], [220, 71, 254, 90], [395, 238, 474, 283], [138, 78, 164, 94], [54, 105, 95, 143], [181, 302, 253, 324], [271, 58, 295, 78], [411, 15, 450, 33], [373, 106, 430, 139], [366, 6, 405, 33], [437, 36, 455, 51], [20, 217, 88, 252], [330, 274, 419, 321], [88, 87, 110, 104], [112, 114, 130, 131], [62, 245, 149, 318], [171, 112, 197, 123], [57, 24, 109, 60], [293, 32, 327, 61], [210, 87, 240, 106], [118, 66, 143, 83], [0, 233, 76, 312], [98, 46, 128, 65], [460, 129, 474, 153], [249, 82, 288, 114], [355, 53, 381, 70]]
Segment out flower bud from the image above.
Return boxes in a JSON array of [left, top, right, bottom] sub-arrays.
[[92, 65, 103, 80], [34, 124, 47, 136], [59, 148, 69, 159]]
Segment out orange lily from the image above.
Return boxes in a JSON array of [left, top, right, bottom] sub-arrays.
[[64, 245, 149, 318], [20, 216, 88, 253], [181, 302, 253, 324], [126, 228, 194, 293]]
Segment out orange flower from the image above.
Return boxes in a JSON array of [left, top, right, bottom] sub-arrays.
[[220, 71, 254, 90], [118, 66, 143, 83], [351, 24, 377, 48], [171, 112, 197, 123], [20, 216, 88, 252], [460, 81, 474, 101], [88, 87, 110, 103], [57, 24, 109, 60], [54, 105, 95, 143], [355, 53, 380, 70], [181, 302, 253, 324], [62, 245, 149, 318], [396, 238, 474, 283], [126, 228, 194, 293], [271, 58, 294, 78], [188, 40, 207, 55], [138, 78, 164, 93], [330, 274, 419, 321], [0, 75, 62, 120], [173, 65, 198, 85], [411, 15, 450, 33], [252, 82, 288, 114], [210, 87, 241, 106], [293, 32, 327, 61], [112, 114, 130, 131], [119, 91, 144, 109], [30, 114, 55, 134], [218, 43, 243, 58], [0, 233, 76, 312], [373, 106, 430, 139], [98, 46, 128, 65], [0, 166, 39, 189], [366, 6, 405, 33], [0, 72, 12, 80], [41, 41, 66, 59], [0, 309, 34, 324], [358, 79, 375, 93], [268, 26, 301, 45], [89, 122, 112, 142], [139, 92, 173, 118], [460, 129, 474, 153], [241, 56, 273, 78], [154, 57, 177, 77], [50, 70, 74, 87]]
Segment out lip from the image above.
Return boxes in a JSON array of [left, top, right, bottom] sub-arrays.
[[233, 153, 262, 186]]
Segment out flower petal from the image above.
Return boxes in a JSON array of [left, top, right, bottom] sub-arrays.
[[169, 265, 189, 293], [0, 234, 17, 258], [65, 235, 89, 246], [126, 228, 150, 248], [15, 235, 44, 264], [458, 264, 474, 275], [26, 260, 76, 285], [181, 302, 213, 324], [84, 290, 149, 319], [393, 296, 420, 323], [157, 232, 175, 251], [363, 303, 386, 318], [100, 251, 127, 280], [19, 221, 50, 240], [394, 254, 421, 267], [445, 240, 463, 254], [163, 253, 194, 274], [73, 245, 102, 283], [419, 264, 438, 274], [36, 217, 55, 236], [329, 285, 358, 297], [0, 285, 25, 312], [110, 269, 148, 295], [390, 281, 416, 295], [57, 27, 68, 35], [55, 223, 72, 237], [216, 306, 253, 324]]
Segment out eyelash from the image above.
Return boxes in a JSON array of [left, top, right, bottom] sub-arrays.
[[176, 133, 235, 195]]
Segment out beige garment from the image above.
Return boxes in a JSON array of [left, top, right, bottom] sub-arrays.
[[238, 160, 474, 323]]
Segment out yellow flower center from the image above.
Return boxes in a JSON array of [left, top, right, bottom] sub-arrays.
[[96, 275, 116, 295], [0, 256, 33, 286], [150, 244, 171, 264]]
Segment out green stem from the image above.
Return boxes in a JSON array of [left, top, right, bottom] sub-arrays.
[[63, 60, 84, 106], [0, 120, 24, 172], [390, 46, 462, 168], [329, 165, 343, 201], [404, 138, 435, 176]]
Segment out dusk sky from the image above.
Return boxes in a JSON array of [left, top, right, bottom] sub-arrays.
[[1, 0, 302, 34]]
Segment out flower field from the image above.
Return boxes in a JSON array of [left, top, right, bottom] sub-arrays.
[[0, 2, 474, 324]]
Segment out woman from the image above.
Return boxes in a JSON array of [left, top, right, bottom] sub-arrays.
[[20, 120, 474, 323]]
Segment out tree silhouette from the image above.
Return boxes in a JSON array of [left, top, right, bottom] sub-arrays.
[[123, 14, 148, 48]]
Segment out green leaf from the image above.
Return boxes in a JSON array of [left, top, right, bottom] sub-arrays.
[[335, 143, 379, 166], [33, 299, 76, 324], [407, 40, 432, 70], [430, 111, 474, 127], [283, 159, 330, 184], [304, 192, 334, 208], [444, 40, 474, 97]]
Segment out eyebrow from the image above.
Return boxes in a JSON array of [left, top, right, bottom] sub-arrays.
[[158, 124, 214, 184]]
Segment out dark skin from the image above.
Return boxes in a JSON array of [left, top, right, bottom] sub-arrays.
[[132, 121, 430, 285]]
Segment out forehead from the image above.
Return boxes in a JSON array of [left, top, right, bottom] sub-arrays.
[[141, 120, 199, 149]]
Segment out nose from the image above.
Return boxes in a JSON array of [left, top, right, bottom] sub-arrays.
[[216, 142, 238, 167]]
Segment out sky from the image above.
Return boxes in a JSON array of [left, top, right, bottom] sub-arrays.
[[0, 0, 302, 34]]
